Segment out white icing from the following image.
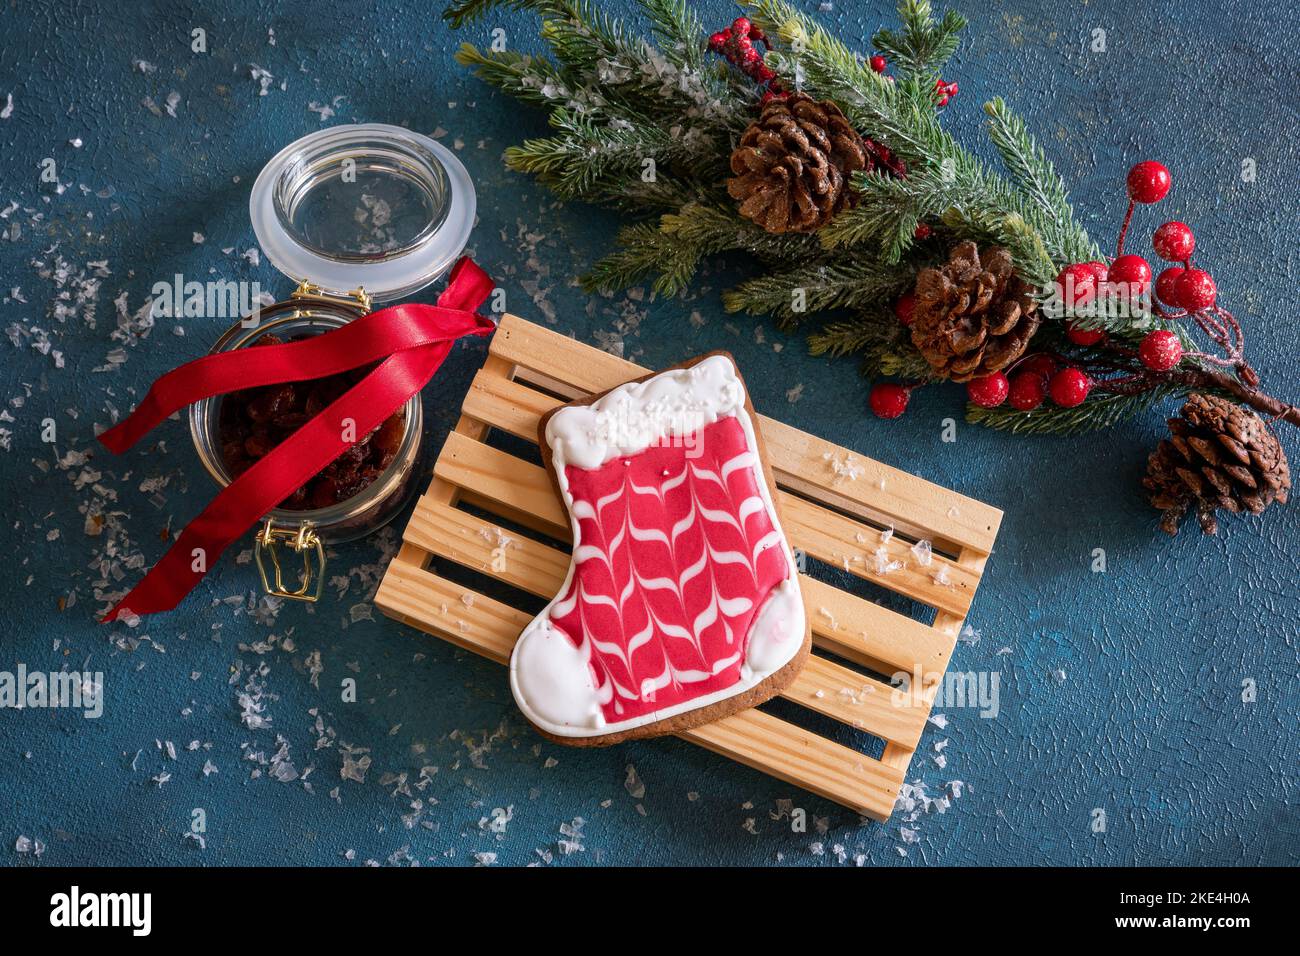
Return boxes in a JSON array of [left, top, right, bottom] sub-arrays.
[[545, 354, 745, 470], [509, 618, 604, 731], [742, 579, 803, 678], [509, 356, 807, 738]]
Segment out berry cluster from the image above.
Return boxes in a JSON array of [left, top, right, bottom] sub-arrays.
[[870, 159, 1267, 421], [708, 17, 784, 100], [1049, 160, 1246, 386]]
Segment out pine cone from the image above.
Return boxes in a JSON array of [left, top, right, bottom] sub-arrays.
[[1143, 393, 1291, 535], [909, 241, 1040, 382], [727, 93, 868, 234]]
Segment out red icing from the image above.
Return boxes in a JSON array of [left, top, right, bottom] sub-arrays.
[[549, 415, 788, 724]]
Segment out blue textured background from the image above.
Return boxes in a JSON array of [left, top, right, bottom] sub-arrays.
[[1, 0, 1297, 867]]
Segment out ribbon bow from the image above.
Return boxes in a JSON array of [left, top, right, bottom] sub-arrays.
[[98, 256, 495, 622]]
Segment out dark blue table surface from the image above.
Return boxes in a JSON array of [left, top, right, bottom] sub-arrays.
[[1, 0, 1296, 866]]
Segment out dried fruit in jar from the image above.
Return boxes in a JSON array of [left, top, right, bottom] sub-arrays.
[[218, 332, 407, 510]]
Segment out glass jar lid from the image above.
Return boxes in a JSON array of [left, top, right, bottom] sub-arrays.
[[250, 123, 475, 303]]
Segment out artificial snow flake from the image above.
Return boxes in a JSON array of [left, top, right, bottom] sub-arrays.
[[624, 764, 646, 799], [557, 817, 586, 855], [14, 835, 45, 856], [823, 451, 864, 482]]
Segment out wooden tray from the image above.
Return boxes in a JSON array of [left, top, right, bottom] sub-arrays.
[[376, 314, 1002, 821]]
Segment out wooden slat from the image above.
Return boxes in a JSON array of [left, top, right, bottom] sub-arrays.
[[404, 496, 930, 747], [778, 496, 975, 616], [378, 560, 902, 819], [434, 430, 975, 615], [798, 575, 955, 676], [490, 314, 1002, 554]]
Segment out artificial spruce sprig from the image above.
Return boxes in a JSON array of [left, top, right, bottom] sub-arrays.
[[448, 0, 1285, 441]]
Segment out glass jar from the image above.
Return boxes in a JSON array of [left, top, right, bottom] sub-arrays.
[[187, 124, 475, 601]]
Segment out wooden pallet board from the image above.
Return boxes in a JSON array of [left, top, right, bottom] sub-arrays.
[[376, 314, 1002, 821]]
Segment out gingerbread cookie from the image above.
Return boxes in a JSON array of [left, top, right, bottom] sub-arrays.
[[510, 353, 810, 745]]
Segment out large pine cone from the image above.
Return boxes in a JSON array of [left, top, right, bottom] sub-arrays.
[[1144, 393, 1290, 535], [727, 93, 868, 234], [909, 241, 1040, 382]]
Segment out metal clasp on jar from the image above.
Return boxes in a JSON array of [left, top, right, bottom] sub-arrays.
[[254, 518, 326, 602]]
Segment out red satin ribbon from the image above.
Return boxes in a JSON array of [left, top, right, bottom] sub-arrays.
[[99, 257, 495, 622]]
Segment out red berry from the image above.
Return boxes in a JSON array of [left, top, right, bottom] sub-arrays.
[[1008, 372, 1046, 411], [870, 54, 887, 73], [1155, 266, 1185, 306], [1126, 161, 1171, 204], [913, 223, 932, 240], [1175, 268, 1216, 311], [895, 291, 916, 326], [1083, 261, 1109, 284], [1017, 354, 1057, 380], [1152, 221, 1195, 262], [1107, 254, 1153, 297], [1138, 329, 1184, 372], [755, 64, 775, 83], [1066, 321, 1106, 347], [1048, 368, 1091, 408], [870, 383, 910, 419], [1056, 262, 1100, 308], [708, 31, 729, 51], [731, 16, 751, 35], [945, 81, 959, 95], [966, 372, 1009, 408], [741, 47, 761, 67], [937, 94, 950, 107]]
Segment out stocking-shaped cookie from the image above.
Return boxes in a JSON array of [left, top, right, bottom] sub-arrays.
[[511, 353, 810, 745]]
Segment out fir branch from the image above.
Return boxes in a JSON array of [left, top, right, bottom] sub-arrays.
[[864, 339, 940, 381], [503, 108, 724, 198], [580, 221, 705, 296], [659, 201, 814, 262], [445, 0, 593, 30], [807, 318, 880, 358], [871, 0, 967, 82], [819, 170, 928, 260], [454, 44, 583, 109], [445, 0, 641, 65], [937, 181, 1061, 287], [642, 0, 707, 68], [809, 315, 939, 381], [722, 256, 913, 323], [983, 98, 1096, 264], [450, 0, 737, 131], [582, 201, 814, 298], [966, 385, 1185, 435]]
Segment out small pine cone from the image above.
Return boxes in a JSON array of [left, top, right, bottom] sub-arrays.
[[1143, 393, 1291, 535], [909, 241, 1040, 382], [727, 93, 868, 234]]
